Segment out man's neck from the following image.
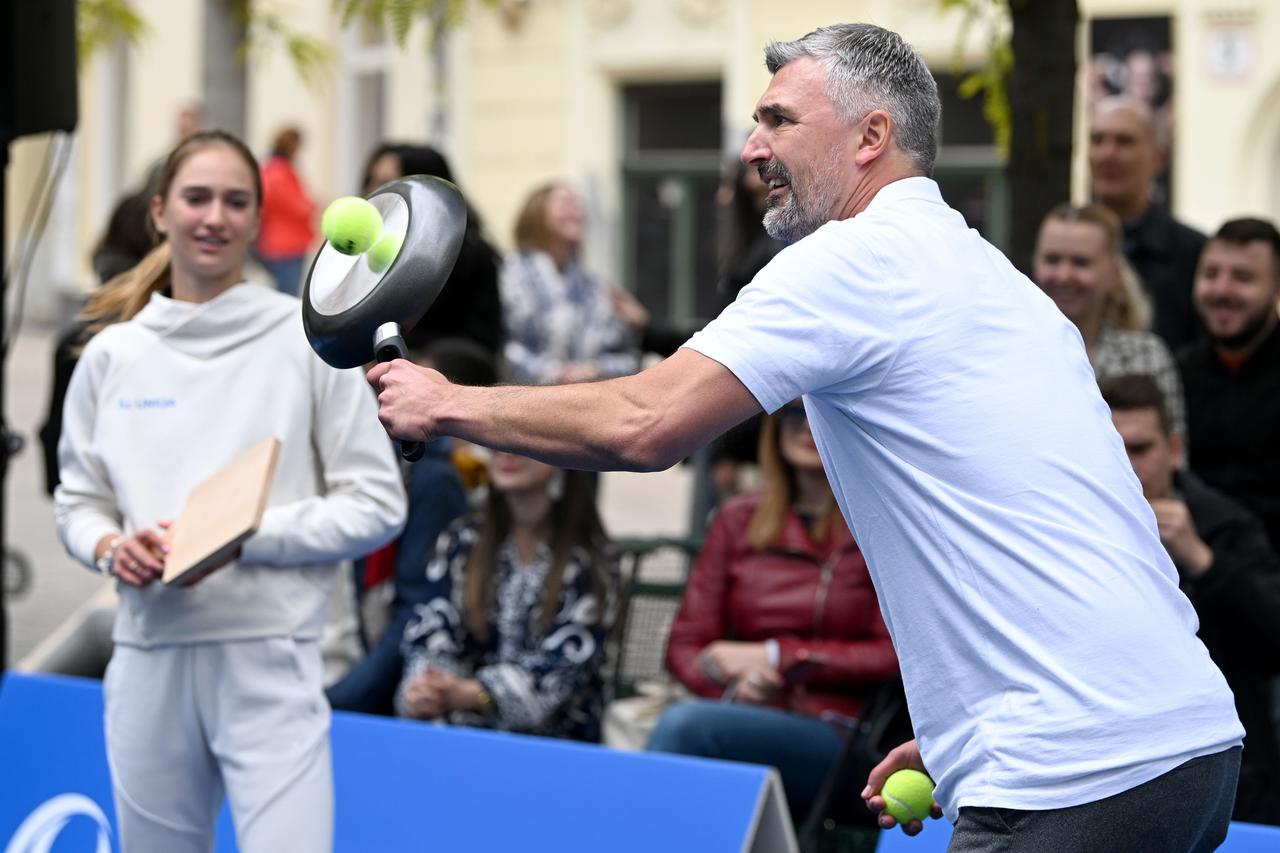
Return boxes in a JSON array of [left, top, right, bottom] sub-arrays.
[[834, 158, 925, 221], [1109, 194, 1149, 224]]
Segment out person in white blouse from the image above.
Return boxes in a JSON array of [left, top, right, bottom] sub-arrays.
[[499, 182, 639, 384]]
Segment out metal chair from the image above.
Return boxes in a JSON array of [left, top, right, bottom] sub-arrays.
[[607, 537, 700, 700]]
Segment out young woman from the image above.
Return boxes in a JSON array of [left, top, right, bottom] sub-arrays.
[[1033, 202, 1187, 434], [500, 182, 639, 384], [647, 402, 899, 824], [396, 451, 618, 742], [54, 130, 406, 852]]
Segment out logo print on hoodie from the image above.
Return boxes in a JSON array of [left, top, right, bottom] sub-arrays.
[[117, 397, 176, 411]]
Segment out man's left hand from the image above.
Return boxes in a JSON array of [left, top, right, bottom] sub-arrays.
[[1151, 498, 1213, 579]]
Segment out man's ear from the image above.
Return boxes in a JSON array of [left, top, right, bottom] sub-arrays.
[[853, 110, 893, 167], [1169, 431, 1185, 469]]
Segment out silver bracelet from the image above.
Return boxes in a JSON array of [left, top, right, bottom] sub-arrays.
[[95, 535, 124, 576]]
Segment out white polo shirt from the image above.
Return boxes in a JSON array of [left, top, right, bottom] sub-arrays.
[[684, 177, 1242, 820]]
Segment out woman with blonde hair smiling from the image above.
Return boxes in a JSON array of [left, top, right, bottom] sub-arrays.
[[1034, 202, 1187, 434]]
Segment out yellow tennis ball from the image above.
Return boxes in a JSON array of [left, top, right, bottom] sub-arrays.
[[366, 228, 405, 274], [322, 196, 383, 255], [882, 769, 935, 824]]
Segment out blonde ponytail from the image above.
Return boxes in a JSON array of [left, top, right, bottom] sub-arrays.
[[75, 242, 172, 346]]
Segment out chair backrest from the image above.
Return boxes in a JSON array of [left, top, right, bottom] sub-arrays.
[[608, 537, 701, 699]]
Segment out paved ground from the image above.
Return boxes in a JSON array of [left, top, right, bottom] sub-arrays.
[[2, 324, 696, 666], [4, 325, 109, 665]]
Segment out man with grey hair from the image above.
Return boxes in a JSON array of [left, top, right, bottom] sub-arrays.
[[368, 24, 1242, 849]]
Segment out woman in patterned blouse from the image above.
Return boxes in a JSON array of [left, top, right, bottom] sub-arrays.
[[1034, 202, 1187, 435], [395, 451, 618, 741], [499, 182, 640, 385]]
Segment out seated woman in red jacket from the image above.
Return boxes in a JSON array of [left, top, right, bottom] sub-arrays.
[[647, 401, 899, 823]]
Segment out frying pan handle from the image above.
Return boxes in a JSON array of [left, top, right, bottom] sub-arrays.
[[374, 324, 424, 463]]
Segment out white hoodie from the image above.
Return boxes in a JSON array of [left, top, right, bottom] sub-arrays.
[[55, 283, 407, 646]]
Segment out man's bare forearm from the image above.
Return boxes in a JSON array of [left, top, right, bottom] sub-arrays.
[[371, 348, 763, 473], [440, 378, 672, 472]]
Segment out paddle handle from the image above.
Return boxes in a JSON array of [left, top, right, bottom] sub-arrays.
[[374, 323, 424, 462]]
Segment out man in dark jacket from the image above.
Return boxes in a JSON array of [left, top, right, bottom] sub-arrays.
[[1103, 374, 1280, 824], [1089, 97, 1206, 350], [1179, 217, 1280, 552]]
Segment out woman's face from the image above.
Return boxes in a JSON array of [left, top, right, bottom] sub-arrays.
[[488, 450, 558, 497], [777, 403, 824, 472], [1033, 219, 1116, 329], [151, 144, 258, 287], [367, 152, 403, 193], [544, 186, 586, 247]]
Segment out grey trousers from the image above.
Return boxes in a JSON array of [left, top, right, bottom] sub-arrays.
[[949, 747, 1241, 853], [104, 638, 334, 853]]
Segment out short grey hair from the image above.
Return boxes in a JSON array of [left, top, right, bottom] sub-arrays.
[[764, 24, 941, 175]]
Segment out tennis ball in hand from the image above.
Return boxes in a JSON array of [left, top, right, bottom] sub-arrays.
[[366, 228, 405, 274], [881, 769, 935, 824], [322, 196, 383, 255]]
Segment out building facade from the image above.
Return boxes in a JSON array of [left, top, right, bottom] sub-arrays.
[[6, 0, 1279, 325]]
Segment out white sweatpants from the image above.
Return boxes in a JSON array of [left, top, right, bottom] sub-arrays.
[[103, 638, 333, 853]]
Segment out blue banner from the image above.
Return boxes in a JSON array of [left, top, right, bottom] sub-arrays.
[[0, 672, 787, 852]]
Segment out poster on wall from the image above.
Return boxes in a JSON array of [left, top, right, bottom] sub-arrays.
[[1088, 16, 1174, 207]]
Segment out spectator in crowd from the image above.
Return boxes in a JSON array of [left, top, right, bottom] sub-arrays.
[[648, 400, 898, 825], [327, 340, 497, 715], [55, 130, 406, 851], [1102, 374, 1280, 824], [360, 142, 504, 356], [613, 161, 784, 360], [1033, 202, 1186, 435], [257, 125, 316, 296], [1180, 217, 1280, 553], [39, 190, 155, 496], [361, 142, 404, 194], [1089, 96, 1206, 350], [501, 182, 639, 384], [395, 450, 618, 741], [719, 160, 787, 302]]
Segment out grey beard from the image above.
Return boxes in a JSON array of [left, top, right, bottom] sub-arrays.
[[762, 193, 813, 243], [760, 149, 847, 244]]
